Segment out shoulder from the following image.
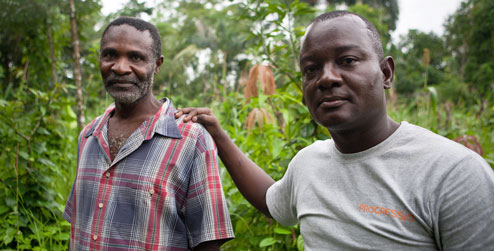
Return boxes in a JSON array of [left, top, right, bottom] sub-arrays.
[[294, 139, 332, 158], [77, 113, 105, 141], [401, 122, 478, 156], [175, 115, 212, 139], [175, 115, 215, 152], [399, 122, 489, 168], [288, 139, 333, 169]]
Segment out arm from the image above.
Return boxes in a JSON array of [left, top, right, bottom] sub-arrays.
[[184, 123, 234, 247], [432, 155, 494, 249], [176, 108, 275, 216]]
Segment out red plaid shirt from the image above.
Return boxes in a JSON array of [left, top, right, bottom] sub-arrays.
[[64, 98, 234, 250]]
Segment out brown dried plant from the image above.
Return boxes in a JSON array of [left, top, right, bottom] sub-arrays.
[[245, 108, 274, 130], [243, 64, 277, 131], [244, 64, 276, 99], [423, 48, 430, 67], [454, 135, 484, 156]]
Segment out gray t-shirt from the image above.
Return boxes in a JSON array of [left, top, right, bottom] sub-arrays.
[[266, 122, 494, 250]]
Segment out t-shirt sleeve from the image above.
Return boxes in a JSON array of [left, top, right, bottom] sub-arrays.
[[184, 127, 234, 248], [266, 161, 298, 226], [431, 154, 494, 249]]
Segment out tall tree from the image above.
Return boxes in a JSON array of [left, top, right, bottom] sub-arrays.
[[302, 0, 399, 31], [69, 0, 85, 129], [445, 0, 494, 98]]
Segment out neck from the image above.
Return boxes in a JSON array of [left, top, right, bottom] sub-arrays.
[[329, 115, 399, 154], [112, 93, 162, 122]]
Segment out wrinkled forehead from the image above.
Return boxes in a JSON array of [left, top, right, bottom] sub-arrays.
[[101, 24, 153, 48]]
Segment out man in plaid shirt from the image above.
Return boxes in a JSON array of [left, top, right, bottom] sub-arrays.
[[64, 17, 234, 250]]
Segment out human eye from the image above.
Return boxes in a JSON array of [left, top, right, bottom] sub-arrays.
[[339, 56, 358, 66], [102, 50, 117, 60], [129, 53, 144, 62], [303, 64, 319, 75]]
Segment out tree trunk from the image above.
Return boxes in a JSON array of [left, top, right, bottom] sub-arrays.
[[69, 0, 85, 130], [48, 26, 57, 86]]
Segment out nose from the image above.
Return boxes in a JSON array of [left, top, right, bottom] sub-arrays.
[[111, 57, 132, 75], [317, 63, 342, 90]]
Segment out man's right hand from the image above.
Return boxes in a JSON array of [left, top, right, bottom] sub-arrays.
[[175, 107, 222, 138]]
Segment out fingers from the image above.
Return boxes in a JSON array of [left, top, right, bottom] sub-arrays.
[[194, 114, 216, 124], [174, 107, 213, 122]]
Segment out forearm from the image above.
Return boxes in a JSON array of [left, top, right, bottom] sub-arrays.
[[213, 129, 275, 216]]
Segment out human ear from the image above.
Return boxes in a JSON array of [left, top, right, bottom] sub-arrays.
[[154, 55, 164, 74], [380, 56, 395, 89]]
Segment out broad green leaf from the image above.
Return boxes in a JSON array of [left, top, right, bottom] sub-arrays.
[[19, 151, 29, 160], [2, 227, 16, 245], [65, 105, 77, 119], [54, 232, 70, 241], [274, 226, 291, 235], [297, 234, 305, 250], [0, 206, 9, 215], [259, 237, 276, 247]]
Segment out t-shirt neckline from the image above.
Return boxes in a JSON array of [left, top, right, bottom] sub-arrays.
[[329, 121, 409, 163]]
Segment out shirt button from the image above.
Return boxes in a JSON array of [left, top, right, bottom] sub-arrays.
[[98, 203, 103, 208], [106, 172, 110, 178], [93, 235, 97, 240], [149, 189, 155, 195]]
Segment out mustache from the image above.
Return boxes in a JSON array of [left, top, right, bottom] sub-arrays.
[[104, 74, 138, 86]]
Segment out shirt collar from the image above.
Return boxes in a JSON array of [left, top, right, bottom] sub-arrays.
[[85, 98, 182, 140]]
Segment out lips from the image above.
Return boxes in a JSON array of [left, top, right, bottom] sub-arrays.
[[318, 96, 347, 109], [106, 78, 138, 88], [112, 82, 136, 88]]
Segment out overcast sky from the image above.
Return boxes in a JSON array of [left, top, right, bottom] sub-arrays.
[[101, 0, 466, 41], [393, 0, 464, 41]]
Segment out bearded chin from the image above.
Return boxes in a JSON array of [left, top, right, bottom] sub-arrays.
[[106, 73, 155, 105], [109, 89, 144, 104]]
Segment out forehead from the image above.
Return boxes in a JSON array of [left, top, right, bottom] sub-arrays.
[[101, 24, 153, 51], [301, 15, 374, 60]]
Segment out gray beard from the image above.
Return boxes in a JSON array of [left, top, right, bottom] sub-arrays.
[[105, 74, 154, 105]]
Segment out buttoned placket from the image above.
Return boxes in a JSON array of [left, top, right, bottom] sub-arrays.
[[88, 100, 183, 248], [92, 113, 152, 245], [93, 170, 111, 245]]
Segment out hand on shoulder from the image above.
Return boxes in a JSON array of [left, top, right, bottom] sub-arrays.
[[175, 107, 223, 138]]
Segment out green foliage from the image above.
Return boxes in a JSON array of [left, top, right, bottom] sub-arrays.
[[0, 0, 99, 249], [0, 84, 78, 249], [394, 30, 447, 94], [209, 1, 322, 249], [151, 0, 253, 106], [445, 0, 494, 98]]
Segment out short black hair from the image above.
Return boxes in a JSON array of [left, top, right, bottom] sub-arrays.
[[308, 10, 384, 60], [101, 17, 162, 60]]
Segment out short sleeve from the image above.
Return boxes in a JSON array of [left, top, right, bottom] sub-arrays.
[[431, 154, 494, 249], [184, 127, 234, 248], [266, 161, 298, 226]]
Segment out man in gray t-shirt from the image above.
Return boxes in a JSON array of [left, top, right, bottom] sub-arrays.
[[267, 121, 493, 250], [177, 10, 494, 250]]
